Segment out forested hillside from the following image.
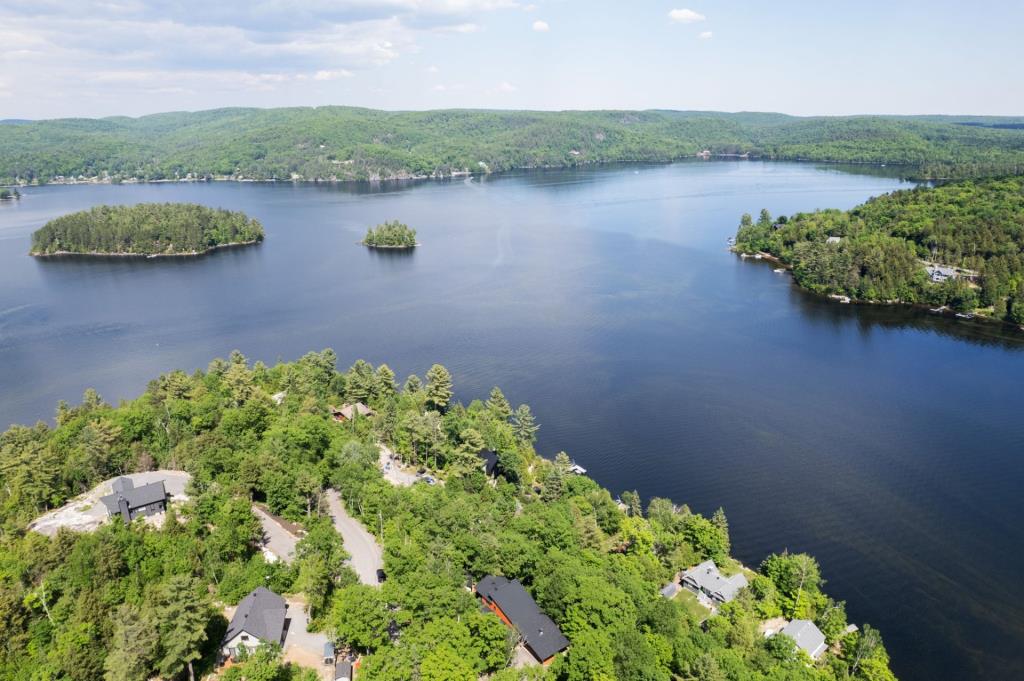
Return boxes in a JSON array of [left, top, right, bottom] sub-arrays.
[[0, 351, 898, 681], [734, 177, 1024, 321], [2, 107, 1023, 184], [30, 203, 264, 256]]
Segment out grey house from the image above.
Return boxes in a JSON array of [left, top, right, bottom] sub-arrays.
[[681, 560, 748, 605], [780, 619, 827, 659], [99, 477, 168, 524], [926, 264, 957, 283], [221, 587, 288, 661], [477, 575, 569, 664]]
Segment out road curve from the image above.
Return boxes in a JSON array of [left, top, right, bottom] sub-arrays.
[[325, 488, 384, 586]]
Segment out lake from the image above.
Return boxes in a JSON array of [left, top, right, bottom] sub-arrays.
[[1, 161, 1022, 681]]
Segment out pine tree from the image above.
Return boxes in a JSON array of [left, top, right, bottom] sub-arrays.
[[511, 404, 539, 444], [425, 364, 453, 411], [403, 374, 422, 393], [104, 604, 158, 681], [486, 387, 512, 421], [153, 576, 209, 681], [712, 507, 731, 557], [376, 364, 397, 399]]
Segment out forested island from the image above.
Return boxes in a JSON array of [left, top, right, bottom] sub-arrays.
[[2, 107, 1023, 185], [0, 188, 20, 200], [362, 220, 417, 249], [29, 202, 264, 257], [0, 350, 897, 681], [735, 177, 1024, 323]]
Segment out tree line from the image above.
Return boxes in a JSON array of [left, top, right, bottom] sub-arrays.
[[0, 350, 898, 680], [30, 203, 264, 256], [735, 177, 1024, 322], [2, 107, 1023, 185]]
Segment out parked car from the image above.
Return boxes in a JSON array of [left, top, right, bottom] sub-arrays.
[[376, 568, 387, 584]]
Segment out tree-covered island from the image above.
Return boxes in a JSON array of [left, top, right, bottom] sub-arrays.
[[29, 202, 264, 257], [0, 188, 20, 200], [361, 220, 418, 249], [735, 177, 1024, 324], [0, 350, 898, 681]]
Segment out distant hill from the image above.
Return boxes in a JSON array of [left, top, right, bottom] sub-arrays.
[[2, 107, 1023, 184]]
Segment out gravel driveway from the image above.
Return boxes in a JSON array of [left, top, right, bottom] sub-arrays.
[[253, 506, 298, 563], [326, 489, 384, 586]]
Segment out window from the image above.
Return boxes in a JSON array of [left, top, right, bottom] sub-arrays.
[[240, 635, 249, 641]]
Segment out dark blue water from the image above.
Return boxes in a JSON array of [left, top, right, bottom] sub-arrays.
[[1, 162, 1022, 681]]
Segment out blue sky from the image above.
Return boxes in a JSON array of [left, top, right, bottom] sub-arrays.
[[2, 0, 1022, 119]]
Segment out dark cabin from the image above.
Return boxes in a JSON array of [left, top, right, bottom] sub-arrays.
[[99, 478, 168, 524], [476, 575, 569, 664]]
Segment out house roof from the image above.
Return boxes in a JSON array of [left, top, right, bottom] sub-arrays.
[[926, 265, 957, 277], [478, 449, 499, 476], [781, 619, 827, 659], [477, 575, 569, 662], [99, 480, 168, 514], [334, 403, 374, 419], [335, 659, 353, 680], [681, 560, 748, 602], [222, 587, 288, 647]]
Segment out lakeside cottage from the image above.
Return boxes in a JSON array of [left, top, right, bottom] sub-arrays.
[[681, 560, 748, 605], [220, 587, 288, 662], [478, 449, 499, 477], [330, 403, 375, 422], [476, 575, 569, 664], [99, 477, 168, 524], [926, 264, 958, 283], [779, 619, 827, 659]]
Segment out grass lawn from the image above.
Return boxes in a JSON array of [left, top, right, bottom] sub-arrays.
[[675, 588, 711, 622]]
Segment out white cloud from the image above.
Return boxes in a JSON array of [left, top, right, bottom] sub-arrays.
[[495, 81, 516, 92], [532, 19, 549, 32], [698, 30, 713, 40], [426, 65, 439, 73], [668, 8, 705, 24], [313, 69, 354, 80]]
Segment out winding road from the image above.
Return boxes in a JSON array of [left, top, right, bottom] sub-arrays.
[[325, 488, 384, 586]]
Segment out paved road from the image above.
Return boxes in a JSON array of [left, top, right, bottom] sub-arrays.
[[253, 506, 297, 564], [326, 489, 384, 586], [378, 444, 418, 486]]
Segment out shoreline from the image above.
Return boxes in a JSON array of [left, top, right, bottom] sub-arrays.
[[29, 239, 262, 259], [361, 241, 419, 250]]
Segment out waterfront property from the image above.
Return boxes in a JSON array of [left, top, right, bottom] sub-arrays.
[[478, 449, 499, 477], [331, 403, 375, 421], [681, 560, 748, 605], [476, 575, 569, 664], [99, 477, 168, 524], [779, 619, 828, 659], [221, 587, 288, 661], [926, 264, 958, 283]]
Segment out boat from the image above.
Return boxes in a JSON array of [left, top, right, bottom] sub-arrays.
[[929, 306, 947, 314], [753, 253, 763, 259], [955, 312, 975, 320], [568, 462, 587, 475], [773, 268, 786, 274]]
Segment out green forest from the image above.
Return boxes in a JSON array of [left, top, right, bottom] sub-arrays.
[[734, 177, 1024, 322], [2, 108, 1023, 185], [362, 221, 417, 248], [30, 203, 264, 256], [0, 350, 898, 681], [0, 188, 20, 200]]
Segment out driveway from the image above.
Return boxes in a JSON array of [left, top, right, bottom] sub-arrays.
[[282, 597, 332, 678], [253, 506, 298, 564], [325, 489, 384, 586], [378, 444, 418, 486]]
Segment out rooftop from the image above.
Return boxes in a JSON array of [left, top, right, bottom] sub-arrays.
[[477, 575, 569, 662], [99, 479, 168, 514], [681, 560, 748, 603], [780, 619, 827, 659], [222, 587, 288, 647]]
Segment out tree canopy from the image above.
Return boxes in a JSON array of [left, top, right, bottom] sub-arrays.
[[362, 221, 417, 248], [30, 202, 264, 256]]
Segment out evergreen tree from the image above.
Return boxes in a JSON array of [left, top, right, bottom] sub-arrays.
[[104, 604, 158, 681], [485, 387, 512, 421], [425, 364, 453, 411], [511, 404, 539, 444], [153, 576, 210, 681]]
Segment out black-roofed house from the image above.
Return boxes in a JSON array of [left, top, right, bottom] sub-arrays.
[[476, 575, 569, 664], [478, 449, 499, 477], [99, 477, 168, 524], [220, 587, 289, 662]]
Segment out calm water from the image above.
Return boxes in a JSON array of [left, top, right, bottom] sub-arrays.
[[1, 162, 1022, 680]]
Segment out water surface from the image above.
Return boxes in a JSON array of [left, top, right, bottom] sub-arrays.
[[1, 161, 1022, 681]]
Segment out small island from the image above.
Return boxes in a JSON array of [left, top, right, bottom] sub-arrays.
[[0, 188, 20, 201], [29, 202, 264, 257], [361, 220, 418, 249]]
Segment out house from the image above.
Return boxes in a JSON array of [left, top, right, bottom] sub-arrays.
[[681, 560, 748, 605], [926, 264, 957, 283], [99, 477, 168, 524], [825, 236, 842, 245], [478, 449, 499, 477], [660, 582, 682, 599], [476, 576, 569, 664], [779, 619, 827, 659], [221, 587, 288, 662], [335, 658, 353, 681], [330, 403, 375, 422]]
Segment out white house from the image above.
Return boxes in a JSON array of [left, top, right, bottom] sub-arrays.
[[221, 587, 288, 661], [780, 619, 827, 659]]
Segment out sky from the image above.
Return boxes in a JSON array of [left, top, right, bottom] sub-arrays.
[[2, 0, 1023, 120]]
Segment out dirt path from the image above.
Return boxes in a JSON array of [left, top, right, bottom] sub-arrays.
[[325, 489, 384, 586]]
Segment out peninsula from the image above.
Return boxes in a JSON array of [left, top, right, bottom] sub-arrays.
[[1, 350, 898, 680], [734, 177, 1024, 325], [29, 202, 264, 257], [361, 220, 417, 249], [0, 188, 20, 201]]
